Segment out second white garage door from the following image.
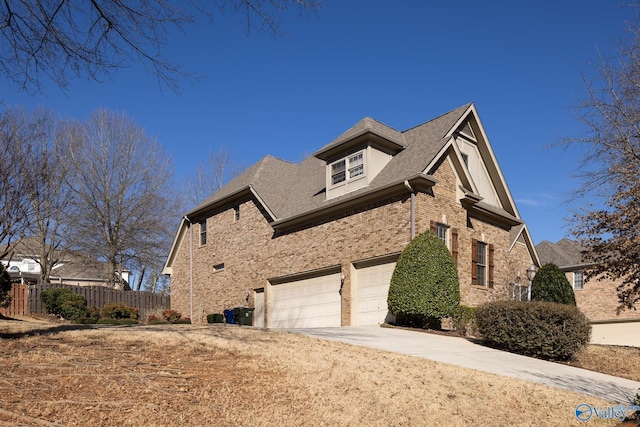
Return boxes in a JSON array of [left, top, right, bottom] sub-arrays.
[[354, 261, 397, 325], [270, 272, 341, 328]]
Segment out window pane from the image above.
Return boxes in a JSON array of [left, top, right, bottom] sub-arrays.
[[331, 160, 346, 185], [349, 164, 364, 178], [477, 265, 486, 286], [477, 242, 487, 286], [332, 160, 345, 173], [574, 271, 583, 290], [200, 220, 207, 245], [348, 152, 364, 178], [477, 242, 486, 266], [436, 225, 447, 244]]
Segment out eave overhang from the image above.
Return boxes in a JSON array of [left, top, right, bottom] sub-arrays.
[[271, 174, 437, 232], [313, 130, 405, 161], [460, 187, 522, 227], [186, 186, 276, 223]]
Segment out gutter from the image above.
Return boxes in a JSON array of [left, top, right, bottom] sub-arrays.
[[404, 180, 415, 240]]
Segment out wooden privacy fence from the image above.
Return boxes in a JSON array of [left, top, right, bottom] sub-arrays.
[[0, 283, 170, 317]]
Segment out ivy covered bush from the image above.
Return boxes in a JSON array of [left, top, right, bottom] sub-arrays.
[[531, 263, 576, 305], [387, 230, 460, 328], [475, 300, 591, 360], [40, 288, 88, 321]]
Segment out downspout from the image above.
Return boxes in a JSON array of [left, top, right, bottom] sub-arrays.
[[183, 216, 193, 324], [404, 180, 415, 240]]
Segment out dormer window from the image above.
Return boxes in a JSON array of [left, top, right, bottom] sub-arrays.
[[331, 150, 365, 187], [348, 152, 364, 178], [331, 160, 346, 185]]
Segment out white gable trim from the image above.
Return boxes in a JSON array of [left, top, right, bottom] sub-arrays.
[[162, 217, 189, 275], [442, 103, 521, 220]]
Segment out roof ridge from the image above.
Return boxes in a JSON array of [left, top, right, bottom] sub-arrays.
[[402, 103, 472, 134]]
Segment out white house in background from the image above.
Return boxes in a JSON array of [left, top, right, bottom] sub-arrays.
[[1, 238, 131, 288]]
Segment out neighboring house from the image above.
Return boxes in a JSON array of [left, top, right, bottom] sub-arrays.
[[1, 238, 130, 289], [536, 238, 640, 347], [163, 103, 540, 328]]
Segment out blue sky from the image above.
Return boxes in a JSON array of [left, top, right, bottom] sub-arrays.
[[0, 1, 633, 245]]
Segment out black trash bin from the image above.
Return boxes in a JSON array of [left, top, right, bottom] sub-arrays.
[[233, 307, 255, 326], [223, 309, 236, 324]]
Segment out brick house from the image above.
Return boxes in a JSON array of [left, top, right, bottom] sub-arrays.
[[536, 239, 640, 347], [163, 103, 539, 327]]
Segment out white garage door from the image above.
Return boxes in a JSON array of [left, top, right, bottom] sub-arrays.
[[354, 261, 396, 325], [590, 321, 640, 347], [270, 273, 341, 328]]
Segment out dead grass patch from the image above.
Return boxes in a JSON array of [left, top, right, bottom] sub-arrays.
[[0, 320, 623, 426], [566, 345, 640, 382]]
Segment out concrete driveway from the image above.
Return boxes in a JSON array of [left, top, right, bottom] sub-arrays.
[[286, 325, 640, 404]]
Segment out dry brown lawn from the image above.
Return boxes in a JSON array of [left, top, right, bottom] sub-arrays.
[[0, 318, 629, 426], [567, 345, 640, 383]]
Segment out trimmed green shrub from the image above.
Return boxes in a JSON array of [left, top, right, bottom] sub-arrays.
[[0, 264, 11, 308], [40, 288, 88, 320], [59, 296, 89, 321], [387, 230, 460, 328], [475, 300, 591, 360], [531, 263, 576, 305], [452, 305, 477, 336], [101, 303, 139, 320]]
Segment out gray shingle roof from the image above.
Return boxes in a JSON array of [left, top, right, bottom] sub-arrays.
[[536, 238, 585, 267], [313, 117, 406, 160], [189, 103, 474, 223]]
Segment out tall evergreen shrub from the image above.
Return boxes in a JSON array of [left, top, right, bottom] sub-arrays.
[[531, 263, 576, 305], [387, 230, 460, 327]]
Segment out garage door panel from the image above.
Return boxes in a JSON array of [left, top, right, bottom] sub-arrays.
[[271, 273, 341, 328], [355, 262, 396, 326]]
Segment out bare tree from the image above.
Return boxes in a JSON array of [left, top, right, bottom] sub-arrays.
[[14, 108, 77, 283], [187, 147, 242, 207], [65, 109, 175, 288], [0, 107, 34, 259], [0, 0, 322, 93], [565, 3, 640, 311]]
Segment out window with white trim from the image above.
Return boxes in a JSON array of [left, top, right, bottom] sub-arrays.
[[476, 241, 487, 287], [330, 150, 365, 186], [436, 223, 449, 248], [573, 271, 583, 290]]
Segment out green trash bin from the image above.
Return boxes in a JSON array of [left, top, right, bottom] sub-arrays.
[[207, 313, 224, 324], [233, 307, 255, 326]]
